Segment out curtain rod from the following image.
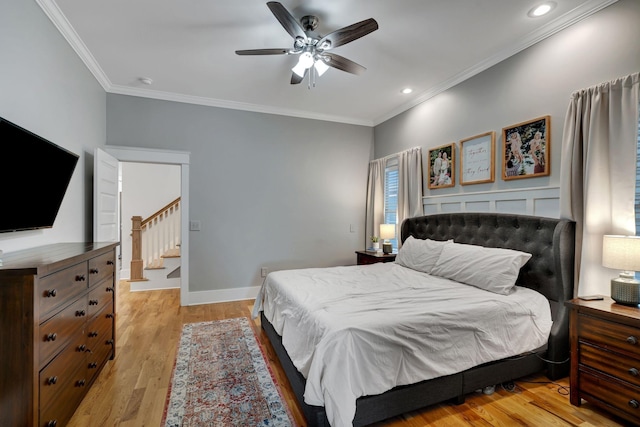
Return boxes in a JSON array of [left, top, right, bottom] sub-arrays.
[[373, 146, 421, 162]]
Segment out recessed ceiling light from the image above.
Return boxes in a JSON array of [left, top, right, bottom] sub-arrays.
[[528, 2, 556, 17], [401, 88, 413, 94], [139, 77, 153, 85]]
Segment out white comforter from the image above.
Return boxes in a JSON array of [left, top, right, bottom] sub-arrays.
[[252, 262, 552, 427]]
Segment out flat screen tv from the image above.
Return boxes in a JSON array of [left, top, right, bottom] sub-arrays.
[[0, 117, 79, 233]]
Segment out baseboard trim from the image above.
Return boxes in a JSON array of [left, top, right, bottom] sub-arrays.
[[187, 286, 261, 306]]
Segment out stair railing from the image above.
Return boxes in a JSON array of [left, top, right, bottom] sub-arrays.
[[130, 197, 181, 282]]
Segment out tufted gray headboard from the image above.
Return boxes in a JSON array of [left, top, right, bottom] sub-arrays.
[[400, 212, 575, 377]]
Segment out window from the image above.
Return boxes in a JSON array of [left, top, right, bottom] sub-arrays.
[[384, 158, 399, 249]]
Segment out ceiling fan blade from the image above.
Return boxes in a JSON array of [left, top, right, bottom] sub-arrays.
[[322, 53, 366, 75], [317, 18, 378, 50], [267, 1, 307, 41], [291, 69, 307, 84], [235, 48, 290, 55]]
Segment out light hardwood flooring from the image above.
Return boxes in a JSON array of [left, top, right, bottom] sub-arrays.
[[68, 281, 628, 427]]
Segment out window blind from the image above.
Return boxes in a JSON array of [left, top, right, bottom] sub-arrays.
[[384, 158, 399, 249]]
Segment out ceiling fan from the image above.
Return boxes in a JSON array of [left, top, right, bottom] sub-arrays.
[[235, 1, 378, 86]]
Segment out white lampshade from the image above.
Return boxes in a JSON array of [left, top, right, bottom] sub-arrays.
[[603, 235, 640, 272], [314, 59, 329, 76], [380, 224, 396, 241]]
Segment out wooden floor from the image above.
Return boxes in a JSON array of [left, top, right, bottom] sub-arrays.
[[68, 282, 628, 427]]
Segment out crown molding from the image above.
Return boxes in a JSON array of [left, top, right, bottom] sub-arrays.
[[108, 85, 373, 127]]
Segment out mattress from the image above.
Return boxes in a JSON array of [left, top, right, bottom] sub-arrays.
[[252, 262, 552, 427]]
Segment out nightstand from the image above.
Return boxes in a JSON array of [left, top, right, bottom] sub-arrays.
[[355, 250, 396, 265], [565, 297, 640, 425]]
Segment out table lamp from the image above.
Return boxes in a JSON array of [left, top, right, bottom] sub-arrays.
[[602, 235, 640, 305], [380, 224, 396, 254]]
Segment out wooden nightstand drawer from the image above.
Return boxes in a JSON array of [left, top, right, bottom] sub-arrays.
[[356, 250, 396, 265], [580, 370, 640, 420], [580, 341, 640, 388], [579, 313, 640, 355]]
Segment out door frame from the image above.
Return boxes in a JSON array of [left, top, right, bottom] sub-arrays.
[[105, 145, 190, 306]]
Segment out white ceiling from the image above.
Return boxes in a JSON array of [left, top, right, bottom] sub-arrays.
[[38, 0, 616, 126]]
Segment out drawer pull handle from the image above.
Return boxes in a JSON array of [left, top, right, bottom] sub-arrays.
[[106, 313, 114, 319], [106, 287, 114, 293], [45, 289, 57, 298], [75, 275, 86, 282], [47, 376, 58, 385], [628, 336, 638, 345], [630, 400, 640, 409], [76, 379, 86, 387], [89, 362, 98, 369], [90, 268, 99, 274], [77, 344, 87, 352], [89, 299, 99, 305], [76, 310, 86, 317], [46, 421, 58, 427], [46, 333, 57, 342], [107, 339, 115, 346], [107, 260, 114, 265], [630, 368, 640, 376], [89, 331, 99, 337]]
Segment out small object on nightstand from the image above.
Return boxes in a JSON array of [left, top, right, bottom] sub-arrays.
[[602, 235, 640, 305]]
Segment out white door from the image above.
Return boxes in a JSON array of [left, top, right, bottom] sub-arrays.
[[94, 148, 120, 243]]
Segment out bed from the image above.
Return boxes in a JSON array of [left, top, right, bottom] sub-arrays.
[[253, 212, 575, 427]]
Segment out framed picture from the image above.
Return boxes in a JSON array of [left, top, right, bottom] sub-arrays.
[[502, 115, 550, 180], [428, 143, 455, 189], [459, 131, 495, 185]]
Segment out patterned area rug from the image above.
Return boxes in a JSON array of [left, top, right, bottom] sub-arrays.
[[162, 317, 294, 426]]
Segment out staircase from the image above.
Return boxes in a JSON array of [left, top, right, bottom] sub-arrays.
[[129, 197, 181, 291]]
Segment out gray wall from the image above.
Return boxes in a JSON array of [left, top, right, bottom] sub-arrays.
[[375, 0, 640, 195], [0, 0, 107, 252], [106, 95, 373, 293]]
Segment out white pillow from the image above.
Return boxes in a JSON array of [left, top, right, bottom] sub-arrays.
[[395, 236, 452, 274], [431, 242, 532, 295]]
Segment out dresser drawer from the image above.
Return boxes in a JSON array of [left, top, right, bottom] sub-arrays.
[[39, 364, 88, 427], [38, 262, 88, 319], [86, 306, 115, 382], [580, 370, 640, 421], [87, 282, 115, 319], [88, 251, 115, 288], [39, 297, 88, 368], [578, 313, 640, 355], [39, 334, 88, 412], [580, 341, 640, 388]]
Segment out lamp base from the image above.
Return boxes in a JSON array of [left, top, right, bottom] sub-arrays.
[[382, 242, 392, 254], [611, 277, 640, 306]]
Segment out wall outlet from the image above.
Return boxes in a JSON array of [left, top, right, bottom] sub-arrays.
[[189, 220, 201, 231], [261, 267, 268, 277]]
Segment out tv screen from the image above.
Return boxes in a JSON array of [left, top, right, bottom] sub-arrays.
[[0, 117, 79, 233]]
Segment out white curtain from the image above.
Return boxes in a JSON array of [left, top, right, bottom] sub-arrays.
[[365, 147, 424, 248], [560, 72, 640, 297], [365, 158, 385, 248], [397, 147, 424, 229]]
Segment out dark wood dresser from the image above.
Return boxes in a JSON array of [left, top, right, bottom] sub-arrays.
[[566, 297, 640, 425], [0, 242, 119, 427]]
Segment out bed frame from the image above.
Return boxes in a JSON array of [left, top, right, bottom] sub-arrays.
[[260, 212, 575, 426]]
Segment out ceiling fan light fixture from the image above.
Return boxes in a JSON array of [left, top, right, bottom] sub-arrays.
[[292, 62, 307, 78], [314, 58, 329, 76]]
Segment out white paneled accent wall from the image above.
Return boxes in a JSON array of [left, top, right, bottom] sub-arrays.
[[423, 187, 560, 218]]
